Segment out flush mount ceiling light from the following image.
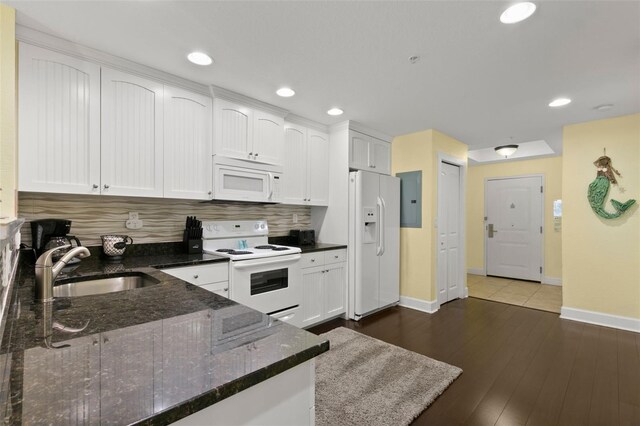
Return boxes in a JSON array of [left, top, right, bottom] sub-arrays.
[[549, 97, 572, 107], [594, 103, 614, 111], [495, 144, 519, 158], [327, 108, 344, 116], [276, 87, 295, 97], [187, 51, 213, 66], [500, 2, 537, 24]]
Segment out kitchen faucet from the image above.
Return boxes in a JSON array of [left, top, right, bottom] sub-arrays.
[[35, 245, 91, 302]]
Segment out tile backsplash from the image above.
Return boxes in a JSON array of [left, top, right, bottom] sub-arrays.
[[18, 193, 311, 247]]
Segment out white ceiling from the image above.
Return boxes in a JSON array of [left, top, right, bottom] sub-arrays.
[[7, 1, 640, 154]]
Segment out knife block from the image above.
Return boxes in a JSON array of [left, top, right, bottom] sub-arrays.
[[183, 230, 203, 254]]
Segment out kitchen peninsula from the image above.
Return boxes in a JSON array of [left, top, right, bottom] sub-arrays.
[[0, 249, 328, 425]]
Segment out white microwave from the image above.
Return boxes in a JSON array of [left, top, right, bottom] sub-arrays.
[[212, 155, 282, 203]]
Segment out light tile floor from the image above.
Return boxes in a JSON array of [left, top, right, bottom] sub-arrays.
[[467, 274, 562, 314]]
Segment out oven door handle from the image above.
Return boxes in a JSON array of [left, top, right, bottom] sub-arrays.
[[267, 172, 274, 200], [232, 254, 301, 269]]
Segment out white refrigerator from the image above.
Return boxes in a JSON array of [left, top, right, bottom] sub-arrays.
[[348, 170, 400, 320]]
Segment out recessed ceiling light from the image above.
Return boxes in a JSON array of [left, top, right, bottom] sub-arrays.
[[549, 97, 572, 107], [327, 108, 344, 116], [187, 51, 213, 66], [594, 104, 614, 111], [276, 87, 296, 97], [500, 2, 537, 24]]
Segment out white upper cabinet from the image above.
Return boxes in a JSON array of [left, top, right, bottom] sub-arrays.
[[213, 99, 284, 166], [306, 129, 330, 205], [282, 123, 329, 206], [349, 130, 391, 175], [101, 68, 164, 197], [282, 124, 307, 204], [213, 98, 253, 160], [252, 110, 284, 165], [164, 87, 213, 200], [18, 43, 101, 194]]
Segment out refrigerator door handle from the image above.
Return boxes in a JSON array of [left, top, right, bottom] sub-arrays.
[[380, 196, 386, 256], [376, 197, 383, 256]]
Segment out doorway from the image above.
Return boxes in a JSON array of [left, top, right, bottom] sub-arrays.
[[485, 176, 543, 282], [437, 157, 465, 305]]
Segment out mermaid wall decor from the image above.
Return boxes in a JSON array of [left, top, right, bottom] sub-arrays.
[[587, 150, 636, 219]]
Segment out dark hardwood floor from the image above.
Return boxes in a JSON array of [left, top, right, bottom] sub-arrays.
[[308, 298, 640, 426]]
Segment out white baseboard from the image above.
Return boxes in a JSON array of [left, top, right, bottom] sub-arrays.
[[467, 268, 485, 276], [542, 276, 562, 286], [560, 306, 640, 333], [399, 296, 439, 314]]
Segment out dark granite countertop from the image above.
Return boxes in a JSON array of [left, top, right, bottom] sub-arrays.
[[0, 249, 329, 425], [268, 237, 347, 254]]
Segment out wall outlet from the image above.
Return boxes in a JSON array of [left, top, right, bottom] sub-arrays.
[[293, 213, 298, 224], [126, 218, 143, 229]]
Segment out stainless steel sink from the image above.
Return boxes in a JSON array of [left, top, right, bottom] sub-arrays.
[[53, 274, 160, 298]]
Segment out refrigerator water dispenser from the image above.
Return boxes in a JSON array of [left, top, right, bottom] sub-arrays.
[[363, 207, 377, 243]]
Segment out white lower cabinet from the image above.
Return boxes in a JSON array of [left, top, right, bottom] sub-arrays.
[[161, 263, 229, 298], [301, 249, 347, 327]]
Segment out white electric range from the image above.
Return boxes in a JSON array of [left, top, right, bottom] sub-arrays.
[[202, 220, 303, 326]]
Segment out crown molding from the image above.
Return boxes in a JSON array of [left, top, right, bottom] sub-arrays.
[[209, 85, 289, 118], [16, 25, 210, 96], [284, 114, 329, 133], [329, 120, 393, 142]]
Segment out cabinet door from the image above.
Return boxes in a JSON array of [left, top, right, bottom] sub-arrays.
[[101, 68, 164, 197], [306, 129, 330, 206], [18, 43, 101, 194], [282, 124, 307, 205], [164, 87, 212, 200], [372, 139, 391, 175], [214, 98, 252, 160], [100, 322, 161, 424], [325, 263, 346, 318], [22, 334, 101, 424], [349, 131, 371, 171], [161, 311, 213, 409], [200, 281, 230, 298], [252, 110, 284, 165], [301, 266, 325, 327]]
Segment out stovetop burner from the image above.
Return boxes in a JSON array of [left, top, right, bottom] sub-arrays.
[[254, 245, 276, 249], [272, 247, 289, 251], [215, 249, 235, 253]]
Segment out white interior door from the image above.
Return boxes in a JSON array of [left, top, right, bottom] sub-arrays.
[[437, 162, 462, 303], [486, 176, 543, 281]]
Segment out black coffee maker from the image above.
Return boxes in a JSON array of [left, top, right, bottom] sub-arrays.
[[31, 219, 82, 259]]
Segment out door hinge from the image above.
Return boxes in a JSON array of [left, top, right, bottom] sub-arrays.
[[540, 186, 543, 193], [540, 266, 543, 273], [540, 226, 543, 233]]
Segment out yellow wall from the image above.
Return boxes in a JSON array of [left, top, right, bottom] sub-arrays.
[[562, 113, 640, 319], [466, 157, 563, 280], [0, 4, 17, 220], [392, 129, 468, 302]]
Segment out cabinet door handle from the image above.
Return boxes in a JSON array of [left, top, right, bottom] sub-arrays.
[[248, 152, 253, 158], [103, 184, 110, 189], [92, 184, 99, 189], [193, 274, 199, 279], [310, 259, 315, 262], [103, 337, 109, 343], [208, 191, 212, 196], [254, 153, 259, 157], [334, 255, 339, 259], [223, 287, 228, 291]]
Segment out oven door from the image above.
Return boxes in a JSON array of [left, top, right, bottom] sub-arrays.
[[229, 254, 301, 324], [213, 163, 281, 203]]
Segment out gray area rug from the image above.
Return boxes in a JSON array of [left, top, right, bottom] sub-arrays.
[[315, 327, 462, 426]]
